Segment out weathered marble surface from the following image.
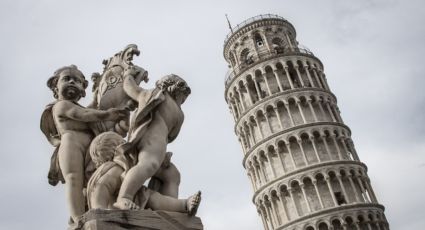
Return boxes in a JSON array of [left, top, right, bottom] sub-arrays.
[[76, 209, 203, 230]]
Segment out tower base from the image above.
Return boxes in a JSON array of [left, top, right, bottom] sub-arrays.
[[74, 209, 203, 230]]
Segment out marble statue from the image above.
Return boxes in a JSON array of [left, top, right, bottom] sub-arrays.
[[41, 65, 128, 222], [87, 132, 200, 214], [113, 66, 192, 210], [40, 45, 202, 229]]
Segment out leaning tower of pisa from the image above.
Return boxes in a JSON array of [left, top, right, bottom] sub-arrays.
[[223, 15, 389, 230]]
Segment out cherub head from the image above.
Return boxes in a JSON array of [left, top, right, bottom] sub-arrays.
[[156, 74, 191, 105], [47, 65, 88, 101], [89, 131, 125, 168], [122, 44, 140, 65]]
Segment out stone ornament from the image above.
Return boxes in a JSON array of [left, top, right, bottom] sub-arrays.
[[40, 44, 202, 229]]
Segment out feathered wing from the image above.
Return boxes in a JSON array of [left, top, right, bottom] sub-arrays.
[[40, 102, 60, 147], [40, 102, 64, 186]]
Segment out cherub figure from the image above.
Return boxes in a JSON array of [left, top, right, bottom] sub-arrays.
[[87, 132, 200, 215], [40, 65, 128, 222], [113, 66, 192, 210]]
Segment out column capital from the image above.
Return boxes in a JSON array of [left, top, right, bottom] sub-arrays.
[[312, 179, 318, 185]]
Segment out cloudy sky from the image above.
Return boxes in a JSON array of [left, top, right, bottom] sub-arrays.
[[0, 0, 424, 229]]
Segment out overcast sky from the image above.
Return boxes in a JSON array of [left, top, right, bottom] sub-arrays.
[[0, 0, 424, 229]]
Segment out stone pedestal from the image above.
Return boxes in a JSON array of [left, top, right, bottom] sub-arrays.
[[75, 209, 203, 230]]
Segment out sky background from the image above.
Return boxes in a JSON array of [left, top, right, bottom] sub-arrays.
[[0, 0, 424, 229]]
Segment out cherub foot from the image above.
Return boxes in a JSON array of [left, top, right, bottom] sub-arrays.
[[187, 191, 201, 216], [113, 198, 140, 210]]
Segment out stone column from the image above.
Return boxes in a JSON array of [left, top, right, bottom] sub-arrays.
[[264, 110, 274, 134], [261, 30, 272, 53], [262, 71, 273, 96], [312, 67, 324, 89], [288, 188, 300, 217], [285, 33, 294, 51], [300, 183, 312, 213], [356, 176, 370, 202], [276, 149, 286, 174], [273, 69, 284, 92], [310, 136, 321, 163], [297, 138, 309, 166], [348, 175, 361, 203], [255, 162, 265, 185], [294, 65, 305, 88], [304, 64, 315, 87], [326, 101, 337, 122], [307, 98, 318, 122], [330, 134, 343, 160], [296, 99, 307, 124], [336, 173, 350, 203], [254, 115, 264, 139], [283, 66, 295, 89], [253, 76, 262, 100], [312, 179, 325, 209], [279, 191, 290, 222], [264, 201, 276, 229], [325, 176, 338, 206], [365, 177, 379, 203], [270, 197, 282, 226], [244, 81, 255, 105], [317, 69, 330, 91], [284, 101, 295, 126], [286, 142, 297, 170], [318, 99, 327, 121], [340, 137, 350, 160], [236, 89, 246, 112], [273, 105, 284, 130], [260, 160, 269, 182], [247, 123, 256, 144], [321, 133, 333, 161], [266, 152, 277, 178]]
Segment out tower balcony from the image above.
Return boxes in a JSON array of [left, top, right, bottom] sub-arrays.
[[225, 47, 317, 88]]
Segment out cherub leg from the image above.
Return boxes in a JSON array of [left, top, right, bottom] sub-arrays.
[[58, 145, 85, 221], [187, 191, 201, 216], [154, 162, 181, 198], [114, 143, 166, 210], [147, 191, 201, 215]]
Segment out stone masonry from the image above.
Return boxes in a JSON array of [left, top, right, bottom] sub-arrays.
[[223, 14, 389, 230]]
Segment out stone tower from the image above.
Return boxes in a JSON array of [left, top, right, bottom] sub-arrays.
[[223, 14, 389, 230]]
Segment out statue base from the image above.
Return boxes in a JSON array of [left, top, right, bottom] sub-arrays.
[[74, 209, 203, 230]]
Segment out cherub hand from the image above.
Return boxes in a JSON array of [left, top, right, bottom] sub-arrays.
[[123, 66, 140, 78], [107, 108, 129, 120]]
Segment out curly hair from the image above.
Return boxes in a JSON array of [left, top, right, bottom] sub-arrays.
[[47, 65, 88, 99], [89, 131, 126, 168], [155, 74, 191, 98]]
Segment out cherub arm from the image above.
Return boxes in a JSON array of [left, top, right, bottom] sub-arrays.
[[123, 66, 149, 101], [168, 116, 184, 143], [55, 100, 126, 122]]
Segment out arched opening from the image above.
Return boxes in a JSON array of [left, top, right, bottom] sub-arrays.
[[240, 48, 253, 66], [277, 140, 290, 172], [265, 65, 279, 94], [255, 69, 268, 98], [318, 222, 329, 230], [272, 37, 285, 54], [266, 105, 280, 133], [254, 33, 264, 47], [331, 219, 344, 230]]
